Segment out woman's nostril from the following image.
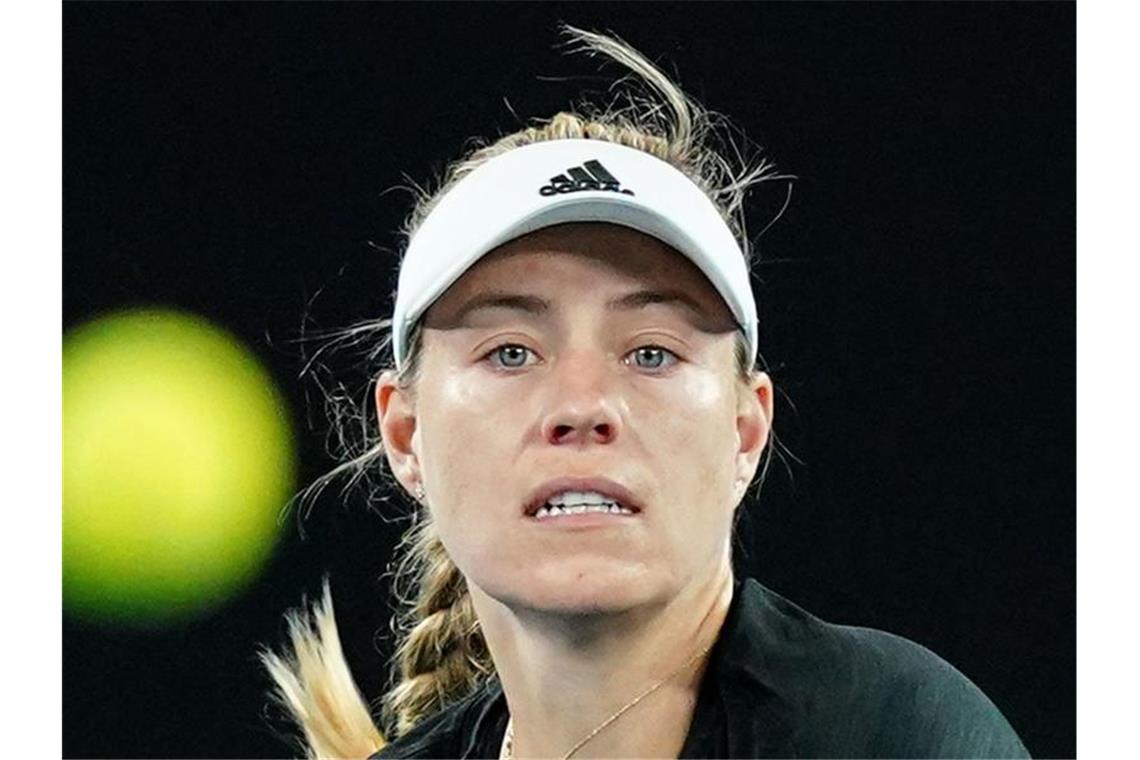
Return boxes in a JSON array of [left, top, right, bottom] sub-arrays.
[[552, 424, 613, 443]]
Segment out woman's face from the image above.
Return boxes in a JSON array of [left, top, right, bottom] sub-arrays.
[[377, 222, 773, 615]]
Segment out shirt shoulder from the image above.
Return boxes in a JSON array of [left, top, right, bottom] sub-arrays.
[[368, 681, 496, 760], [730, 580, 1031, 758], [833, 624, 1030, 758]]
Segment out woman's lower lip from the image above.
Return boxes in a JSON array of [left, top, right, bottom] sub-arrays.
[[527, 511, 640, 527]]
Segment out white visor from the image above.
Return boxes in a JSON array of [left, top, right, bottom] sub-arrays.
[[392, 138, 758, 370]]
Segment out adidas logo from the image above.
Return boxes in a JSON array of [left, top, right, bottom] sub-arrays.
[[538, 159, 636, 197]]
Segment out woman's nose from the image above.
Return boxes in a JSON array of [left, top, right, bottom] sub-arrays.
[[539, 351, 623, 446]]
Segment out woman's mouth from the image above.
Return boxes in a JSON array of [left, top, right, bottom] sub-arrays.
[[533, 502, 635, 519], [527, 492, 641, 528], [522, 478, 645, 519]]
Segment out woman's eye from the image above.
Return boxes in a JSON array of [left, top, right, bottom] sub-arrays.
[[483, 344, 679, 371], [486, 344, 536, 369], [626, 345, 679, 371]]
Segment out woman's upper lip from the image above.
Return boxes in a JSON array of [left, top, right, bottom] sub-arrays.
[[524, 476, 643, 516]]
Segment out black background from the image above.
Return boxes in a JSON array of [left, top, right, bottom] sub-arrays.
[[63, 2, 1074, 758]]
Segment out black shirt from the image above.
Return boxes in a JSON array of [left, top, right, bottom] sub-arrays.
[[371, 577, 1030, 758]]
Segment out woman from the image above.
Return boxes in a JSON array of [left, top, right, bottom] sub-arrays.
[[263, 25, 1030, 759]]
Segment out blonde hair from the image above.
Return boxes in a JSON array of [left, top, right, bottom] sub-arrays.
[[260, 23, 793, 759]]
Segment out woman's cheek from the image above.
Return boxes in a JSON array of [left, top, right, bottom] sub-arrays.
[[455, 361, 544, 407], [677, 366, 730, 411]]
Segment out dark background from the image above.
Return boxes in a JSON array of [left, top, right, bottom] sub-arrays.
[[63, 2, 1074, 758]]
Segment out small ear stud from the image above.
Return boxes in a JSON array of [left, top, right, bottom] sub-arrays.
[[413, 483, 425, 501]]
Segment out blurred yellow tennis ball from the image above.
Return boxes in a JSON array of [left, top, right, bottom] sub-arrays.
[[63, 308, 296, 625]]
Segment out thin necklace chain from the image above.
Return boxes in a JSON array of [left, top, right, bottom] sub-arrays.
[[500, 641, 713, 760]]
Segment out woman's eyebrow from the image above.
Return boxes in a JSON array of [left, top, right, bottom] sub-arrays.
[[452, 292, 549, 322], [451, 288, 710, 324], [609, 288, 707, 318]]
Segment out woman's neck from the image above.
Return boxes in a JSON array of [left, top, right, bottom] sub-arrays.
[[470, 565, 735, 759]]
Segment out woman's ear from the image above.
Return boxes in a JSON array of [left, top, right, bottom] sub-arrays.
[[375, 370, 421, 493], [735, 371, 774, 485]]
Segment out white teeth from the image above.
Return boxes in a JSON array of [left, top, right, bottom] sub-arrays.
[[547, 490, 617, 507], [534, 502, 635, 519]]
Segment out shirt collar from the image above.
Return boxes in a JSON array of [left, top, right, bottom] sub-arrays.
[[705, 576, 798, 757], [465, 576, 799, 758]]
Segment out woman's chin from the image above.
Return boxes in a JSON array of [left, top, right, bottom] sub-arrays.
[[504, 563, 662, 615]]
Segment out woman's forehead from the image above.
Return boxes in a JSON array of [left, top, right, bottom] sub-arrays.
[[485, 222, 701, 278], [423, 223, 737, 329]]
